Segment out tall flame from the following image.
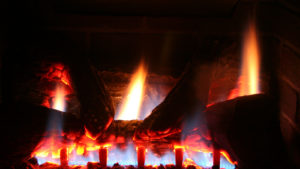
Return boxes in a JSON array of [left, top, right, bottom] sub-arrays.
[[228, 21, 261, 99], [116, 62, 147, 120], [53, 85, 66, 112]]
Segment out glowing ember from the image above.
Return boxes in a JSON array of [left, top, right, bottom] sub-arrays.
[[33, 139, 236, 168], [115, 62, 147, 120], [41, 63, 72, 109], [228, 21, 261, 99]]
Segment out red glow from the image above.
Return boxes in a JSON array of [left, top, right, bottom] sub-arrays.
[[41, 63, 72, 109]]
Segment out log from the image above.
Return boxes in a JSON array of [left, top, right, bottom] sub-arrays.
[[67, 58, 115, 138], [102, 120, 142, 142], [205, 94, 292, 169], [0, 102, 82, 168], [134, 61, 214, 141]]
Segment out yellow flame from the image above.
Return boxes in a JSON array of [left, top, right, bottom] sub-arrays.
[[116, 62, 147, 120], [240, 22, 260, 95], [51, 148, 61, 159], [53, 85, 66, 112], [228, 21, 261, 99], [76, 146, 85, 155]]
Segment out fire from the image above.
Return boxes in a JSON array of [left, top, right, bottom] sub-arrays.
[[76, 146, 84, 155], [220, 150, 238, 165], [228, 21, 261, 99], [183, 158, 203, 169], [53, 85, 66, 112], [116, 62, 147, 120], [84, 126, 100, 141], [174, 145, 186, 152], [41, 63, 72, 109]]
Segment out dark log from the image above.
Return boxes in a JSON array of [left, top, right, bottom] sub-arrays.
[[0, 102, 82, 168], [67, 57, 115, 137], [205, 94, 292, 169], [101, 120, 174, 156], [134, 61, 214, 141], [102, 120, 142, 142], [87, 162, 101, 169]]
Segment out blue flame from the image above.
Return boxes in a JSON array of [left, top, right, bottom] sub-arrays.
[[69, 151, 99, 165], [108, 143, 138, 166], [220, 156, 236, 169], [145, 150, 175, 166], [37, 156, 60, 165]]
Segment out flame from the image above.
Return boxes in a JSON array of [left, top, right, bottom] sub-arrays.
[[33, 137, 236, 169], [84, 127, 99, 141], [183, 158, 203, 169], [220, 151, 238, 165], [174, 145, 186, 152], [53, 85, 66, 112], [76, 146, 85, 155], [116, 62, 147, 120], [228, 21, 261, 99]]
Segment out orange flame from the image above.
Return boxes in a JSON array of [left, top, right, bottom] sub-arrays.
[[53, 85, 66, 112], [84, 127, 99, 141], [174, 145, 186, 150], [220, 150, 238, 165], [228, 21, 261, 99], [183, 158, 203, 169], [116, 62, 147, 120]]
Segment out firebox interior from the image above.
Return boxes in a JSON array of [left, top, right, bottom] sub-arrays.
[[1, 0, 300, 169]]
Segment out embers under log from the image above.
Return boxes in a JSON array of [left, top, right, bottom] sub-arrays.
[[206, 94, 290, 169]]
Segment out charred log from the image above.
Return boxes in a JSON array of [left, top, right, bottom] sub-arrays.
[[68, 58, 115, 138], [102, 120, 142, 142], [134, 61, 214, 141], [0, 102, 82, 168], [206, 94, 292, 169]]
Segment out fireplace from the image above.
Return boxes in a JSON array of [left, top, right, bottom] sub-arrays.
[[1, 0, 300, 169]]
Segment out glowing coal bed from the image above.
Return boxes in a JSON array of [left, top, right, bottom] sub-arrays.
[[34, 142, 236, 169]]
